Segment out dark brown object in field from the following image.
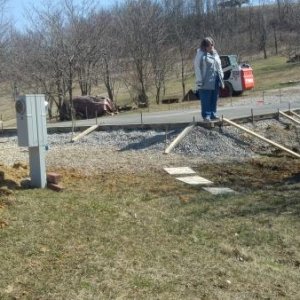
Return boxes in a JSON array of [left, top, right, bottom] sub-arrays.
[[72, 96, 116, 119]]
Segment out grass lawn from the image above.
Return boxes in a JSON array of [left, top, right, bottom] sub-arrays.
[[0, 158, 300, 299], [250, 56, 300, 91]]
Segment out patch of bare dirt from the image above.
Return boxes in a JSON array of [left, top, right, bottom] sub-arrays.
[[199, 157, 300, 191]]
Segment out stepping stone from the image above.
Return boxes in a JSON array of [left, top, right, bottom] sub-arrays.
[[203, 187, 236, 195], [164, 167, 196, 175], [176, 176, 213, 185]]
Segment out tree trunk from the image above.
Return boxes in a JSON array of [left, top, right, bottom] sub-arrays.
[[140, 83, 148, 107], [155, 84, 161, 105], [263, 46, 267, 59], [68, 57, 74, 121], [104, 59, 114, 101], [180, 54, 186, 99], [273, 25, 278, 55]]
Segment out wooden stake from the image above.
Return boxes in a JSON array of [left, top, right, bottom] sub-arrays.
[[279, 111, 300, 125], [164, 123, 195, 154], [223, 117, 300, 159], [71, 124, 99, 142]]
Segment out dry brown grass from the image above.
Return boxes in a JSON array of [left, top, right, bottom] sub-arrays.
[[0, 158, 299, 299], [0, 83, 16, 126]]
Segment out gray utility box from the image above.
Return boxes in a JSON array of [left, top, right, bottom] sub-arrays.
[[16, 95, 48, 147]]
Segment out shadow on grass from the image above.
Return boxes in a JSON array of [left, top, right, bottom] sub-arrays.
[[284, 172, 300, 184], [0, 178, 20, 191], [223, 191, 300, 219]]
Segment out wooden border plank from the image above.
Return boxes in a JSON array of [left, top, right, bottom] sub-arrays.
[[71, 124, 99, 142], [164, 123, 195, 154], [290, 110, 300, 120], [223, 117, 300, 159], [279, 111, 300, 125]]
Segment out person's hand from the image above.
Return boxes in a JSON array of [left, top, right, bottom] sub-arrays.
[[196, 80, 203, 88]]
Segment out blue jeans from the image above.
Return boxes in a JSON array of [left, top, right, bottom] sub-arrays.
[[196, 78, 220, 119]]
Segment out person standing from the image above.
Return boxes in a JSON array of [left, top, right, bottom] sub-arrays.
[[194, 37, 224, 121]]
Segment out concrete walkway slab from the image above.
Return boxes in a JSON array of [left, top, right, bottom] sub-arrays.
[[164, 167, 196, 175], [176, 176, 213, 185], [203, 187, 236, 195]]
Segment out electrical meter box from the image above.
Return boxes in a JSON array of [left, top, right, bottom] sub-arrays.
[[16, 95, 48, 147]]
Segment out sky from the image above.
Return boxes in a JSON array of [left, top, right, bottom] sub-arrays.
[[6, 0, 120, 30]]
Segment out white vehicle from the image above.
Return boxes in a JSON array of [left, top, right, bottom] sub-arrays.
[[219, 55, 255, 97]]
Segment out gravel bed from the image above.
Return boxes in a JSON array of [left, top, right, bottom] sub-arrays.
[[0, 119, 299, 174]]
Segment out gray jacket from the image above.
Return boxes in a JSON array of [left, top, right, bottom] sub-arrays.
[[194, 49, 224, 90]]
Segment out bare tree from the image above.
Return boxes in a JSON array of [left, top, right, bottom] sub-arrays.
[[148, 4, 170, 104], [0, 0, 12, 82], [64, 0, 105, 97], [116, 0, 166, 107], [258, 11, 268, 59], [164, 0, 194, 99], [151, 47, 173, 104], [96, 10, 121, 102], [14, 0, 100, 119]]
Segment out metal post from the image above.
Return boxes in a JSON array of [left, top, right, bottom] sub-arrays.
[[165, 126, 168, 148], [29, 146, 47, 188], [71, 109, 76, 141], [251, 108, 254, 124], [15, 95, 48, 189], [279, 89, 282, 103]]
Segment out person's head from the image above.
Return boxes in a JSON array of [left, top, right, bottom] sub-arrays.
[[200, 37, 215, 53]]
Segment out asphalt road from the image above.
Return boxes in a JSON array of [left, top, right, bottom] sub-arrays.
[[48, 96, 300, 128]]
